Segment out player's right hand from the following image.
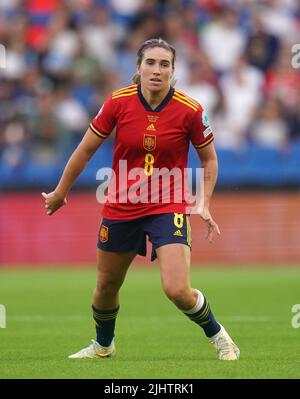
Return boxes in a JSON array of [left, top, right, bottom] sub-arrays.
[[41, 191, 67, 216]]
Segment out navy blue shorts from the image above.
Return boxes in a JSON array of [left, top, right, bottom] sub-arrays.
[[97, 213, 192, 261]]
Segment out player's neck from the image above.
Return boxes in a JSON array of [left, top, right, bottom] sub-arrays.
[[141, 85, 170, 110]]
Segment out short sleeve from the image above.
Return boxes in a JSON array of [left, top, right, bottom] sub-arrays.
[[89, 96, 117, 139], [189, 106, 214, 149]]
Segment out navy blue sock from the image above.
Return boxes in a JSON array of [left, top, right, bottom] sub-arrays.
[[92, 305, 119, 347], [184, 296, 221, 338]]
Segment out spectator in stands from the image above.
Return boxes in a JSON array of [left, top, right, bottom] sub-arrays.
[[1, 118, 29, 168], [286, 90, 300, 142], [258, 0, 299, 42], [216, 56, 264, 149], [264, 44, 300, 111], [200, 6, 246, 74], [180, 50, 220, 117], [80, 7, 122, 71], [249, 97, 290, 150], [245, 15, 280, 72], [30, 91, 70, 163], [53, 83, 89, 147]]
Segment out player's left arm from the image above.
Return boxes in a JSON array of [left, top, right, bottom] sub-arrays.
[[195, 142, 220, 242]]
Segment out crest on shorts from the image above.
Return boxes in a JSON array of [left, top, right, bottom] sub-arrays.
[[99, 225, 108, 243], [143, 134, 156, 151]]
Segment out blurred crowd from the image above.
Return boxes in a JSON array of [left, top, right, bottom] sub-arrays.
[[0, 0, 300, 170]]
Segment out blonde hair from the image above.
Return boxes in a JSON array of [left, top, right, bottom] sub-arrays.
[[132, 38, 176, 86]]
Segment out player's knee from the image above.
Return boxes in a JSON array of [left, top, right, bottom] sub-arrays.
[[163, 284, 189, 305], [95, 279, 120, 297]]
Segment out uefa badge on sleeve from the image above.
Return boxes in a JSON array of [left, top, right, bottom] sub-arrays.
[[202, 111, 210, 128]]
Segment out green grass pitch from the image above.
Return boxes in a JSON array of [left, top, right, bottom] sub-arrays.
[[0, 266, 299, 379]]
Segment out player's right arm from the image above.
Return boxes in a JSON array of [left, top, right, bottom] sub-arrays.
[[42, 93, 118, 215], [42, 128, 104, 215]]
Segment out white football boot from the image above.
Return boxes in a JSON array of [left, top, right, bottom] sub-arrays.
[[68, 339, 116, 359], [209, 325, 240, 360]]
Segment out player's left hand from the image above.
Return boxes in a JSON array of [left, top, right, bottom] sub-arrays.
[[41, 191, 67, 216], [197, 207, 220, 243]]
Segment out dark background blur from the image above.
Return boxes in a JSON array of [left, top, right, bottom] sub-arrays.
[[0, 0, 300, 265]]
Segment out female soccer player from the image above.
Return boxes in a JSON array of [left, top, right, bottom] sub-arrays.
[[42, 38, 240, 360]]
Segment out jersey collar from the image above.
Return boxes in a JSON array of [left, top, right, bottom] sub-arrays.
[[138, 84, 175, 112]]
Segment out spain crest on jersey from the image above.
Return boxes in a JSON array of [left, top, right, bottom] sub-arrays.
[[99, 225, 108, 243], [143, 134, 156, 151]]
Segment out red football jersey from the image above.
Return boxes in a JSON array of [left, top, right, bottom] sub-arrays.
[[90, 84, 214, 220]]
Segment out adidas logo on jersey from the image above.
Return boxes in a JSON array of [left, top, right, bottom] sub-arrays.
[[146, 123, 156, 131], [173, 229, 183, 237]]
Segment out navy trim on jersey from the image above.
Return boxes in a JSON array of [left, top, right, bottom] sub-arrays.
[[137, 84, 175, 112]]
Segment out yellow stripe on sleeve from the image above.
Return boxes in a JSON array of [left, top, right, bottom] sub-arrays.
[[173, 95, 198, 112], [174, 90, 199, 108], [112, 85, 137, 96], [193, 136, 214, 149], [89, 123, 109, 139], [112, 91, 138, 100]]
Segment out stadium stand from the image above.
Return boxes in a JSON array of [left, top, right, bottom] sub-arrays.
[[0, 0, 299, 189]]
